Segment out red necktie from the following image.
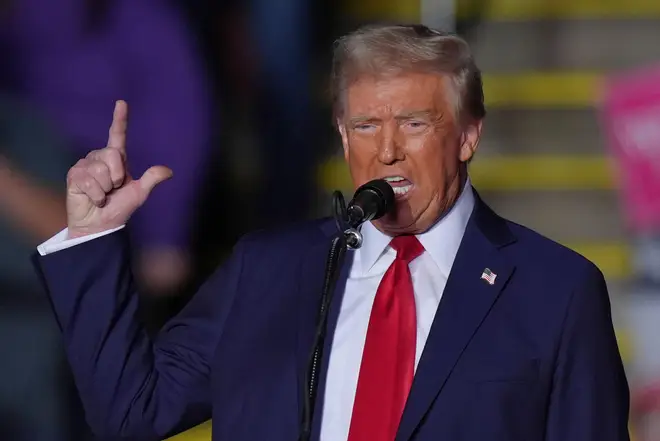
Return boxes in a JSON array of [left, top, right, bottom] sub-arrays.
[[347, 235, 424, 441]]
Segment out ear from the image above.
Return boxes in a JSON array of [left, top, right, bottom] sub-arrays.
[[337, 119, 350, 162], [459, 119, 482, 163]]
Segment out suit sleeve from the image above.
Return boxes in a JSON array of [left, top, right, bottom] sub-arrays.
[[33, 228, 248, 440], [545, 264, 630, 441]]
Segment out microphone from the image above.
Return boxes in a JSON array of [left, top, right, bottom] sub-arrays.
[[298, 179, 394, 441], [346, 179, 395, 228]]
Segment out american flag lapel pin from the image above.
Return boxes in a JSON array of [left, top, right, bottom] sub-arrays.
[[480, 268, 497, 285]]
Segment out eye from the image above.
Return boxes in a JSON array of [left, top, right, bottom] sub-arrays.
[[403, 120, 428, 132], [354, 123, 377, 133]]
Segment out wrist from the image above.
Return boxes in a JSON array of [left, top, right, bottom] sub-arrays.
[[67, 225, 124, 240], [67, 228, 92, 240]]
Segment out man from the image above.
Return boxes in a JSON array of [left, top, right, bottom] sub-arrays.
[[33, 25, 629, 441]]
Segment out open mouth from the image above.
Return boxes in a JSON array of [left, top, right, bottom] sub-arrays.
[[383, 176, 414, 198]]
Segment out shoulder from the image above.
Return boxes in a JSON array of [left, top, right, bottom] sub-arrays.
[[471, 192, 604, 289], [501, 218, 607, 297], [234, 217, 336, 256], [487, 217, 614, 357], [217, 218, 336, 294]]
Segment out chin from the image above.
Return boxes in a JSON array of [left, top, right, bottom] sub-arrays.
[[374, 207, 419, 235]]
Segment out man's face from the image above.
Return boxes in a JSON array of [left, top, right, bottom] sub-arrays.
[[338, 72, 482, 235]]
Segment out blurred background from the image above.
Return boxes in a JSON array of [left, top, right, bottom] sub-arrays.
[[1, 0, 659, 440]]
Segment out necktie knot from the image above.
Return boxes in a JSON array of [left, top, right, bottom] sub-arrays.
[[390, 235, 424, 263]]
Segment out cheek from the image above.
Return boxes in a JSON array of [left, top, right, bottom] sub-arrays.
[[346, 137, 378, 181], [347, 136, 378, 163], [407, 134, 449, 171], [426, 132, 460, 165], [408, 137, 458, 193]]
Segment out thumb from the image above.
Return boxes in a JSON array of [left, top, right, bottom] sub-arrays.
[[137, 165, 173, 195]]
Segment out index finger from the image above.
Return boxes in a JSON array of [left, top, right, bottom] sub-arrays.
[[107, 100, 128, 154]]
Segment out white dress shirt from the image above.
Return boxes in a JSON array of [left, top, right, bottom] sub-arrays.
[[319, 181, 474, 440], [37, 180, 475, 441]]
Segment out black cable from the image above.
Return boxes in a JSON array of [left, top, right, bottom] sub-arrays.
[[332, 190, 348, 233], [298, 191, 349, 441]]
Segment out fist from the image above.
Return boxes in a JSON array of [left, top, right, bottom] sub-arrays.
[[66, 101, 172, 238]]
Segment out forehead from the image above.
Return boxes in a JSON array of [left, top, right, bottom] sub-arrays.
[[344, 72, 450, 117]]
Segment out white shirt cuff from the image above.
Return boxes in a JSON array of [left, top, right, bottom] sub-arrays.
[[37, 225, 126, 256]]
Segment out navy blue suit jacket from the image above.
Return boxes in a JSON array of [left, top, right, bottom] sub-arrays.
[[34, 193, 630, 441]]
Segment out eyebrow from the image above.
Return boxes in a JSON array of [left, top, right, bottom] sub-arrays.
[[348, 115, 376, 125], [348, 110, 434, 125], [395, 110, 434, 120]]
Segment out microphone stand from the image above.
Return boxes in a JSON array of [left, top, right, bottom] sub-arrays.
[[298, 191, 361, 441]]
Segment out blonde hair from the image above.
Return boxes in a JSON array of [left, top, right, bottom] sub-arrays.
[[331, 24, 486, 123]]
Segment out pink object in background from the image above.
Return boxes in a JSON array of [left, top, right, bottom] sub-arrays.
[[601, 64, 660, 233]]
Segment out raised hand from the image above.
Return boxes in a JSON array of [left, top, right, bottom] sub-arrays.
[[66, 100, 173, 239]]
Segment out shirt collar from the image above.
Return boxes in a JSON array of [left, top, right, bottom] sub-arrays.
[[358, 177, 475, 275]]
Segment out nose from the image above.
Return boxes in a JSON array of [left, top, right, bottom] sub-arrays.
[[377, 126, 405, 165]]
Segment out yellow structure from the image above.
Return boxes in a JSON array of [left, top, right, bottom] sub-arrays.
[[165, 421, 212, 441], [457, 0, 660, 20]]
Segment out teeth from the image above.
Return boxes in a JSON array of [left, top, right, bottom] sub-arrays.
[[392, 185, 412, 195], [384, 176, 405, 182]]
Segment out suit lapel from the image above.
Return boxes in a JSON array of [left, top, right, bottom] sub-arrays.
[[295, 220, 353, 440], [396, 195, 517, 441]]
